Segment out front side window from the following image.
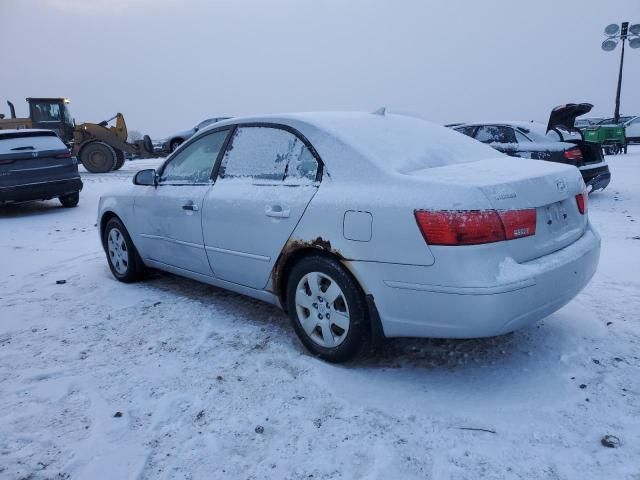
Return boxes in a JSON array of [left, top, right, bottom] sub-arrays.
[[160, 130, 229, 184], [475, 125, 516, 144], [220, 126, 318, 181]]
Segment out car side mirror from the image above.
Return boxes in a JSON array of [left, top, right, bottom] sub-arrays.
[[133, 169, 157, 186]]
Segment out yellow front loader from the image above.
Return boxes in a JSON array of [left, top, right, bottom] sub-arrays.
[[0, 98, 153, 173]]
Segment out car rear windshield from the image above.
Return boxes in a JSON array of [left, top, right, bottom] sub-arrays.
[[313, 113, 501, 174], [0, 131, 67, 155]]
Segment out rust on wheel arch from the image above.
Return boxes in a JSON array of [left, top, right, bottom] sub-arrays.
[[270, 236, 346, 306]]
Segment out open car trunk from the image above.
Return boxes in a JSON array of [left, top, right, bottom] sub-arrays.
[[546, 103, 604, 166]]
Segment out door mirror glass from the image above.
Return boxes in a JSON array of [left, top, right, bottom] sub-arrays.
[[133, 169, 157, 186]]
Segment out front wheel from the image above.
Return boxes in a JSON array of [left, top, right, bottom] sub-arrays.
[[286, 255, 368, 363], [103, 217, 144, 282], [59, 192, 79, 208], [80, 142, 117, 173]]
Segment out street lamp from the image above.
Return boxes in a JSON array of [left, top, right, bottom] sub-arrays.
[[602, 22, 640, 123]]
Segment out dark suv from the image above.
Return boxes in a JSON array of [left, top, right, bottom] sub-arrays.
[[0, 129, 83, 207]]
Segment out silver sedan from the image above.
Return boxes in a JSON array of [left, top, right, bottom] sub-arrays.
[[98, 112, 600, 362]]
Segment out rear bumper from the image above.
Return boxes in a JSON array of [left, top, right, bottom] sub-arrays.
[[349, 224, 600, 339], [0, 177, 83, 203], [580, 164, 611, 191]]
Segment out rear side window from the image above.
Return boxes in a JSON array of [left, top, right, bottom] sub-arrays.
[[514, 130, 531, 143], [454, 126, 476, 137], [475, 126, 516, 144], [220, 126, 318, 181], [0, 132, 66, 154]]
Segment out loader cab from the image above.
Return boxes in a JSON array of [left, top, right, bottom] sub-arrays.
[[27, 97, 75, 144]]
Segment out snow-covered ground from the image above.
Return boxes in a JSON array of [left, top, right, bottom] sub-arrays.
[[1, 150, 639, 480]]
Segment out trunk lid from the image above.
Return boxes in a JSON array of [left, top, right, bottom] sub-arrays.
[[546, 103, 593, 132], [416, 157, 587, 262]]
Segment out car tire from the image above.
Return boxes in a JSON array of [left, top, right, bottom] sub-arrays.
[[170, 139, 183, 152], [59, 192, 79, 208], [286, 255, 368, 363], [103, 217, 144, 283]]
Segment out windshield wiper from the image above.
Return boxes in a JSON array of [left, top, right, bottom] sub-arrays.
[[10, 146, 35, 151]]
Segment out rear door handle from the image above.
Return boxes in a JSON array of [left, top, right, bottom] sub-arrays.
[[265, 204, 290, 218], [182, 201, 199, 212]]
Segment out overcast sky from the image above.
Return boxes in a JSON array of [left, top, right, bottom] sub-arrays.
[[1, 0, 639, 138]]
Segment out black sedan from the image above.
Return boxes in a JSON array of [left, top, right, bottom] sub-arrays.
[[0, 129, 83, 207], [452, 105, 611, 192]]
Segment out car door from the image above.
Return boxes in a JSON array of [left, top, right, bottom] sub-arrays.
[[474, 125, 518, 156], [202, 125, 321, 289], [133, 128, 231, 276]]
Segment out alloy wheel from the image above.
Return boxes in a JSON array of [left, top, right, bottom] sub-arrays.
[[107, 228, 129, 275], [294, 272, 350, 348]]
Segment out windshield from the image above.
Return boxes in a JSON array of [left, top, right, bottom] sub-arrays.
[[32, 102, 62, 122]]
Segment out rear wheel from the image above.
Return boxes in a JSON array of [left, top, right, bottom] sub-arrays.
[[103, 217, 144, 282], [80, 142, 117, 173], [286, 255, 368, 363], [59, 192, 79, 208], [170, 139, 183, 152]]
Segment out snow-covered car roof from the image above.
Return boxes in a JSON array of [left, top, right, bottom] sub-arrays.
[[210, 112, 503, 177]]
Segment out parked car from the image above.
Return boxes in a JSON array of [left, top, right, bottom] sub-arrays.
[[98, 112, 600, 362], [0, 129, 82, 207], [452, 105, 611, 192], [158, 117, 230, 153], [575, 117, 604, 130], [597, 116, 635, 125], [623, 116, 640, 143]]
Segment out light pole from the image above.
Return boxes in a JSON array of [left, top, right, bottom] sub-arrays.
[[602, 22, 640, 123]]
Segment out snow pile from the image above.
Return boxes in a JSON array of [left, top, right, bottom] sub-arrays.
[[0, 150, 639, 479]]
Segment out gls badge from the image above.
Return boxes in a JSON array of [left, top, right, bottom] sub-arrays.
[[31, 152, 38, 158]]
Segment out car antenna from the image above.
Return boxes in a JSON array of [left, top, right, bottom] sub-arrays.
[[372, 107, 386, 116]]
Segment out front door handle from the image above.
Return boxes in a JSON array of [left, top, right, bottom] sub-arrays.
[[182, 201, 199, 212], [265, 204, 290, 218]]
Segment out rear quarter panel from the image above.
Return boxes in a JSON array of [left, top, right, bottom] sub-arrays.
[[287, 172, 495, 267]]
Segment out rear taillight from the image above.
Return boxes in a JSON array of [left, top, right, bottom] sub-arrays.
[[563, 148, 583, 162], [499, 209, 537, 240], [576, 193, 587, 214], [55, 151, 72, 159], [414, 209, 536, 246]]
